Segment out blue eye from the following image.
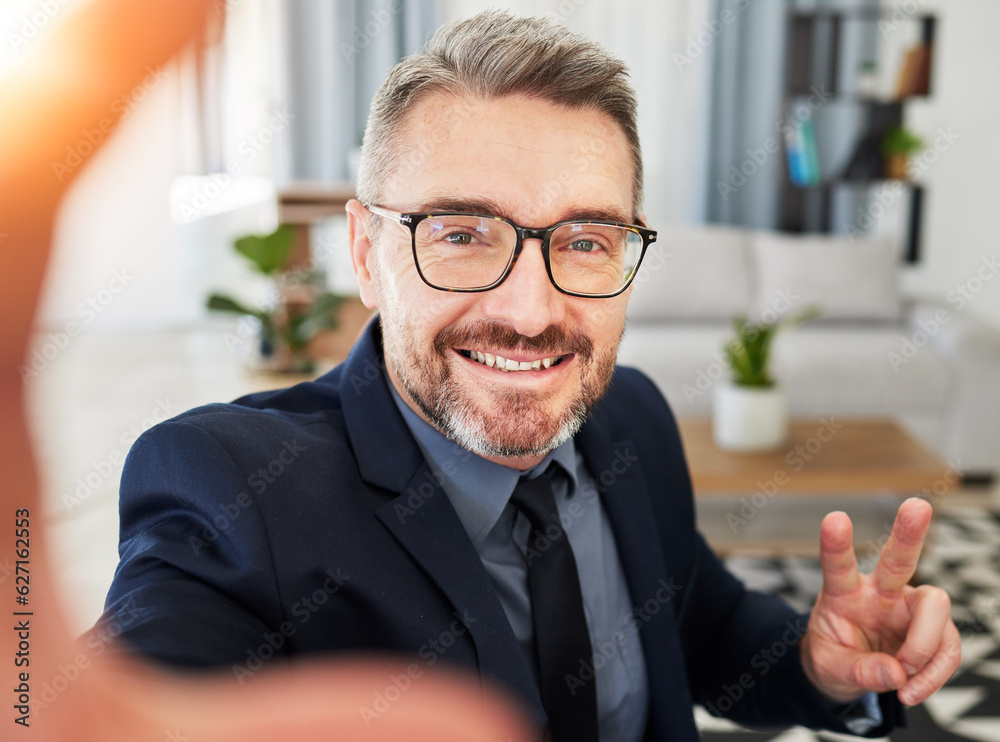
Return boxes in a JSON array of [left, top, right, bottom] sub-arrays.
[[444, 232, 474, 245], [569, 239, 599, 253]]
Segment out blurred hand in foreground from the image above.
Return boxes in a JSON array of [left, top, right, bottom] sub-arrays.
[[0, 2, 536, 740]]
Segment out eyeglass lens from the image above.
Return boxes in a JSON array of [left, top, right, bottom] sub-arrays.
[[414, 215, 642, 295]]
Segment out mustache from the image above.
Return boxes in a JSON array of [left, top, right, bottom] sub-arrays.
[[436, 320, 593, 361]]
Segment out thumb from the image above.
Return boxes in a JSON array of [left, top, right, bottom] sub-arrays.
[[808, 640, 909, 701], [845, 649, 909, 694]]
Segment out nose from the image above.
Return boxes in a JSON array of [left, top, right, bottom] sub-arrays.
[[478, 237, 566, 338]]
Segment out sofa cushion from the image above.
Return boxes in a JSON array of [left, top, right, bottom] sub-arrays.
[[626, 225, 751, 321], [749, 231, 902, 322], [617, 323, 951, 418]]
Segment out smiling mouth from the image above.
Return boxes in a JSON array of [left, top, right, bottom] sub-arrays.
[[457, 349, 568, 372]]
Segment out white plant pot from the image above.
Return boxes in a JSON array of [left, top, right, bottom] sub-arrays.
[[713, 382, 788, 452]]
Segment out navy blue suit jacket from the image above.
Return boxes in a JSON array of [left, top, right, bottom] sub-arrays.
[[102, 320, 902, 739]]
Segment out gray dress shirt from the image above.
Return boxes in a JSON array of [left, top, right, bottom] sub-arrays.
[[390, 386, 649, 742]]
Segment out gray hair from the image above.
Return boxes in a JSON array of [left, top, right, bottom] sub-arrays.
[[355, 9, 643, 216]]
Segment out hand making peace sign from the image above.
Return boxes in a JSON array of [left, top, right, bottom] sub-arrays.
[[800, 497, 962, 706]]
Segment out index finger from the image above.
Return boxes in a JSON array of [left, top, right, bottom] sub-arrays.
[[819, 510, 861, 597], [874, 498, 933, 598]]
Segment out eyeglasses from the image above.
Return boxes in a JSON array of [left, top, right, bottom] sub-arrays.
[[365, 205, 656, 298]]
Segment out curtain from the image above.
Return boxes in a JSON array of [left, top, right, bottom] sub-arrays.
[[280, 0, 440, 184]]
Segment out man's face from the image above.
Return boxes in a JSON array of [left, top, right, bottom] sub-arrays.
[[349, 93, 636, 469]]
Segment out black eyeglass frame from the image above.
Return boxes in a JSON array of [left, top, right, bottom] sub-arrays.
[[365, 204, 657, 299]]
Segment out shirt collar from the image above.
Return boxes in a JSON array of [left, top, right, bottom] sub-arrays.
[[388, 382, 578, 546]]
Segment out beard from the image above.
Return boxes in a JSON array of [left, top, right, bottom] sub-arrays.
[[381, 314, 619, 460]]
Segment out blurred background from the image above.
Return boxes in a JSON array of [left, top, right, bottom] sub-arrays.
[[7, 1, 1000, 738]]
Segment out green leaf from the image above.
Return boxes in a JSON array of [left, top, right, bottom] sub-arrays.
[[295, 293, 345, 342], [233, 225, 297, 275], [206, 293, 259, 317], [206, 293, 276, 346], [725, 306, 821, 387]]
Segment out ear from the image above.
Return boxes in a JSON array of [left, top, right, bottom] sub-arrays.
[[345, 199, 379, 310]]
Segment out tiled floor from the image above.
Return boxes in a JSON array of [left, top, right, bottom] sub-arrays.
[[700, 497, 1000, 741], [28, 330, 1000, 739]]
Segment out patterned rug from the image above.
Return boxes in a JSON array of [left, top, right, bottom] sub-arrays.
[[698, 502, 1000, 741]]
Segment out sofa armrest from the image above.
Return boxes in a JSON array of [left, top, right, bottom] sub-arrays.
[[907, 298, 1000, 360], [905, 298, 1000, 474]]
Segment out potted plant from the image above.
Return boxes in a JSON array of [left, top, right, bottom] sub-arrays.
[[881, 126, 924, 180], [207, 225, 347, 374], [713, 306, 820, 452]]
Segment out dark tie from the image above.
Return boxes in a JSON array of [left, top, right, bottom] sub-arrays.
[[510, 471, 599, 742]]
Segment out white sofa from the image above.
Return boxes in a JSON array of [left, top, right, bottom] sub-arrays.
[[617, 225, 1000, 478]]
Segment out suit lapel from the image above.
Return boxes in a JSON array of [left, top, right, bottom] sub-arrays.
[[339, 320, 546, 722], [577, 410, 699, 740], [374, 467, 545, 722]]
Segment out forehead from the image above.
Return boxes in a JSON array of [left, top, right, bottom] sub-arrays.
[[384, 93, 635, 224]]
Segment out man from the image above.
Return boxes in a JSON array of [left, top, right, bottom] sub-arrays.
[[101, 11, 960, 741], [5, 2, 535, 741]]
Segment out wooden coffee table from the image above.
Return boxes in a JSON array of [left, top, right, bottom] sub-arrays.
[[677, 418, 955, 555]]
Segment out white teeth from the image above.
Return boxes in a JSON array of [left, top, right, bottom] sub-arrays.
[[465, 350, 561, 371]]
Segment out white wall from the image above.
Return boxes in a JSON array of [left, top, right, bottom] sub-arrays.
[[901, 0, 1000, 331]]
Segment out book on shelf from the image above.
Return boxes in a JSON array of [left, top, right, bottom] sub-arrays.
[[896, 44, 930, 98], [784, 120, 820, 187]]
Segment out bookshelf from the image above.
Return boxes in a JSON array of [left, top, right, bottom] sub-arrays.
[[778, 6, 936, 263]]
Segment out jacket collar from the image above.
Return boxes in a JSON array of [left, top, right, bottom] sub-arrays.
[[335, 318, 697, 738], [337, 318, 547, 721]]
